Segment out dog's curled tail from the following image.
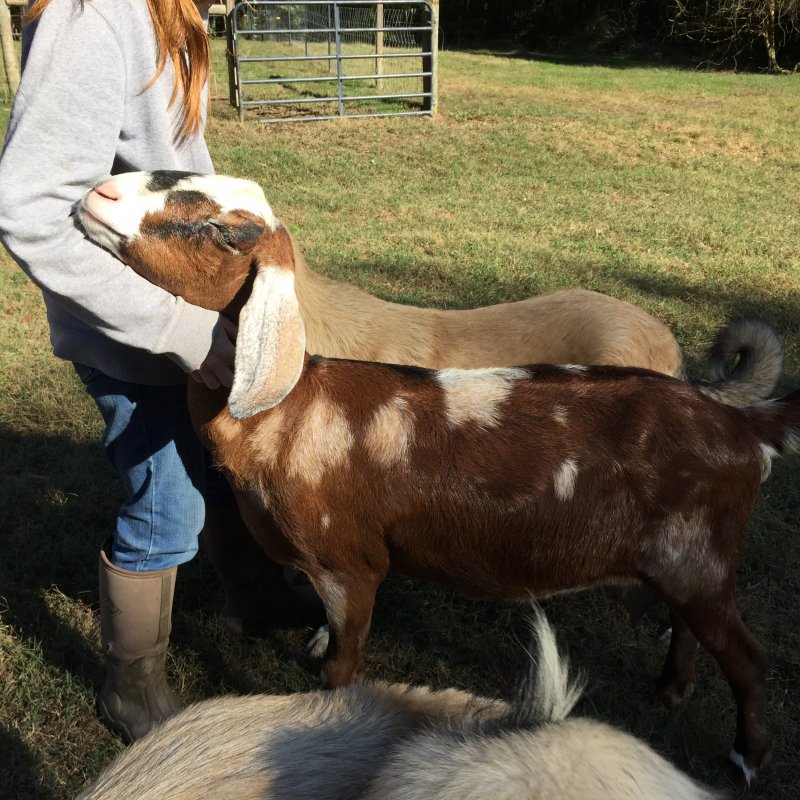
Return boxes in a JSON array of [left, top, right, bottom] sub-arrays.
[[698, 318, 784, 406]]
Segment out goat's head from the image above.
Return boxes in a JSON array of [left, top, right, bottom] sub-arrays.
[[78, 170, 305, 418]]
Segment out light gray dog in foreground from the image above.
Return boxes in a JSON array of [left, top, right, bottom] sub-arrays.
[[77, 608, 721, 800]]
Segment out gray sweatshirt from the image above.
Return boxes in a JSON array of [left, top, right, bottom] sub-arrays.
[[0, 0, 218, 384]]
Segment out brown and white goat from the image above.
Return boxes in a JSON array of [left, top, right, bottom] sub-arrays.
[[84, 171, 784, 635], [78, 171, 800, 780], [76, 609, 721, 800]]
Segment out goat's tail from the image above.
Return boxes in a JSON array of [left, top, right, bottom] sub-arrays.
[[745, 388, 800, 476], [694, 319, 784, 407], [504, 605, 586, 728]]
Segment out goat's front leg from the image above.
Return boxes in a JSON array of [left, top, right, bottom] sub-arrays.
[[656, 610, 699, 707], [310, 568, 384, 688]]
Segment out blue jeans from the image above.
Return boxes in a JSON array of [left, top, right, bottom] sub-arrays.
[[75, 364, 233, 571]]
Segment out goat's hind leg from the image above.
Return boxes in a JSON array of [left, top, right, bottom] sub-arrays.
[[667, 590, 769, 783], [656, 610, 699, 707]]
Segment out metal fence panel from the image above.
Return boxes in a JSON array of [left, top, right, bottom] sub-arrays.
[[227, 1, 437, 123]]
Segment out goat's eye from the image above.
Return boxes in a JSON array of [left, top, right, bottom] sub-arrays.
[[205, 219, 237, 250]]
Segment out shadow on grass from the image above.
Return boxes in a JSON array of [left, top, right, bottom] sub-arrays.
[[607, 265, 800, 389], [0, 725, 56, 800], [0, 427, 111, 674], [448, 46, 688, 72], [0, 426, 313, 703], [0, 423, 326, 797]]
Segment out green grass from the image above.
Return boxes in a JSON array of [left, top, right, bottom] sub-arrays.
[[2, 50, 800, 799]]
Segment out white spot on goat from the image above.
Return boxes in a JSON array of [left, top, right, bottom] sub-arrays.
[[307, 624, 330, 659], [287, 396, 354, 486], [553, 458, 579, 500], [552, 404, 568, 426], [364, 396, 414, 466], [180, 174, 277, 227], [321, 513, 331, 530], [437, 367, 527, 429], [758, 443, 779, 482], [647, 508, 726, 603], [248, 408, 285, 467], [315, 576, 347, 630], [214, 414, 240, 443], [80, 172, 168, 246], [729, 750, 758, 786], [560, 364, 588, 375]]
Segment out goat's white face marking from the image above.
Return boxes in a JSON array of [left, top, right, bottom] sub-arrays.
[[364, 396, 413, 466], [552, 404, 568, 426], [553, 458, 579, 500], [287, 396, 354, 486], [79, 171, 276, 258], [320, 513, 331, 530], [437, 368, 527, 429], [179, 174, 275, 221]]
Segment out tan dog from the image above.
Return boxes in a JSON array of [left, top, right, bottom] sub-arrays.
[[76, 608, 721, 800]]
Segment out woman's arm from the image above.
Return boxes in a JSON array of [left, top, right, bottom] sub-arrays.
[[0, 0, 219, 374]]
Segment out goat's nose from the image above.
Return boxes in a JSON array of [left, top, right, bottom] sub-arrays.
[[93, 180, 122, 201]]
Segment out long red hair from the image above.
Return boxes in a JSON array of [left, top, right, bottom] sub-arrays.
[[25, 0, 210, 137]]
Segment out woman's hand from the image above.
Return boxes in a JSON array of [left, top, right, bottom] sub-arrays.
[[191, 315, 237, 389]]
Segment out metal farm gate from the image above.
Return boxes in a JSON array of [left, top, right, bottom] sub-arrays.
[[227, 1, 437, 122]]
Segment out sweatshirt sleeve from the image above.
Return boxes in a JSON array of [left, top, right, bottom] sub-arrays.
[[0, 0, 218, 373]]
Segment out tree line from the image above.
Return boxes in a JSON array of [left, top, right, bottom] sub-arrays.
[[438, 0, 800, 72]]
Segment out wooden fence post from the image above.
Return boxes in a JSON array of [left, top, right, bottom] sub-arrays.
[[224, 0, 239, 110], [1, 0, 20, 97]]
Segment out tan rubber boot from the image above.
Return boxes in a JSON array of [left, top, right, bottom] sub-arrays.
[[202, 503, 326, 635], [98, 541, 183, 743]]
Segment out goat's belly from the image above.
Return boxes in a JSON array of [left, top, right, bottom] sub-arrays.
[[386, 512, 641, 600]]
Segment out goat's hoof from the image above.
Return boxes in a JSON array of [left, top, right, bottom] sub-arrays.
[[656, 680, 694, 708], [725, 750, 765, 787], [220, 613, 245, 637]]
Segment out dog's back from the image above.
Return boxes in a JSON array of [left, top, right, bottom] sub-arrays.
[[366, 608, 720, 800], [75, 682, 505, 800], [76, 612, 720, 800]]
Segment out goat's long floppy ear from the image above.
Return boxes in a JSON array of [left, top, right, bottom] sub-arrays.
[[227, 263, 306, 419]]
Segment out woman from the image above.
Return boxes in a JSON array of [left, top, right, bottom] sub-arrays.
[[0, 0, 313, 743]]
